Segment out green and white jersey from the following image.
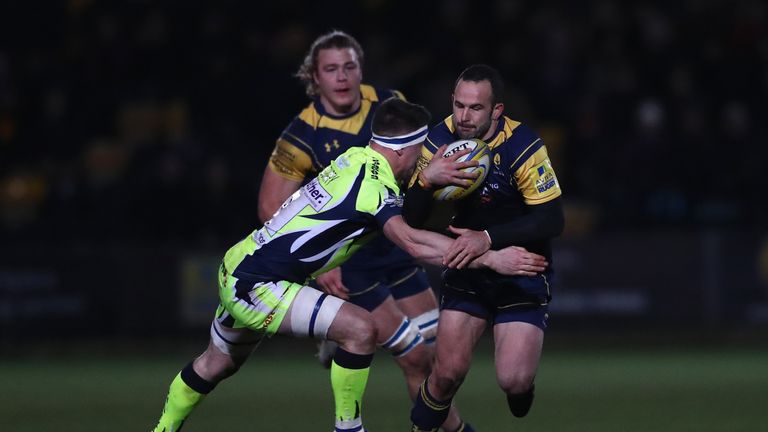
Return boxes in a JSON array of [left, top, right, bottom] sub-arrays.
[[224, 146, 404, 284]]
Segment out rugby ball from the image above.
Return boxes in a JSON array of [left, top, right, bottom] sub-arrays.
[[432, 139, 490, 201]]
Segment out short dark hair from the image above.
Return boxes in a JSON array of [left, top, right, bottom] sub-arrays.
[[295, 30, 364, 97], [372, 98, 431, 137], [455, 64, 505, 105]]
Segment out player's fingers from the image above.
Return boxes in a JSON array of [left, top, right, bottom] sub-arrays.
[[331, 285, 349, 300], [443, 247, 461, 266], [454, 169, 480, 179], [435, 144, 449, 158], [456, 253, 474, 269], [447, 225, 468, 236], [446, 251, 466, 268], [447, 148, 472, 161], [455, 160, 480, 169]]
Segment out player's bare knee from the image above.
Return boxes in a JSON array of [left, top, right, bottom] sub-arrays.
[[338, 310, 377, 352], [195, 347, 243, 382], [498, 371, 535, 395], [357, 313, 378, 348], [430, 364, 466, 395]]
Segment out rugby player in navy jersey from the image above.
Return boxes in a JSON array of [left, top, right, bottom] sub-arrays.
[[404, 65, 565, 431], [256, 31, 472, 431]]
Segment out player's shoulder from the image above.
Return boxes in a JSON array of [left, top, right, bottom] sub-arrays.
[[361, 84, 406, 104], [423, 116, 456, 153], [293, 100, 323, 130], [503, 117, 539, 145], [330, 147, 396, 207], [494, 117, 543, 154]]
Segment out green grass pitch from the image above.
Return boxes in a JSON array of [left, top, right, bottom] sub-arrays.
[[2, 341, 767, 431]]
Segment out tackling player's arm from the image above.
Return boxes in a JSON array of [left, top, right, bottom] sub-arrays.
[[257, 138, 315, 223], [382, 215, 547, 276], [443, 145, 564, 267]]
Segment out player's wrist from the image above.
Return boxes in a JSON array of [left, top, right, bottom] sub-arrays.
[[483, 230, 493, 248], [417, 171, 433, 190], [472, 250, 494, 269]]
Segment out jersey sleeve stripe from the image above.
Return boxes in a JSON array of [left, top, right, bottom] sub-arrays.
[[282, 131, 323, 169], [509, 138, 541, 171]]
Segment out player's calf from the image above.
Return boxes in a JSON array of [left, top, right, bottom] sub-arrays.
[[410, 378, 453, 431]]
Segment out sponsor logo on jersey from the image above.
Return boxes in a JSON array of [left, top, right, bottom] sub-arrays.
[[370, 158, 381, 180], [318, 167, 339, 184], [493, 153, 501, 166], [254, 229, 267, 245], [383, 192, 404, 207], [335, 156, 350, 169], [531, 159, 559, 194], [303, 178, 331, 211]]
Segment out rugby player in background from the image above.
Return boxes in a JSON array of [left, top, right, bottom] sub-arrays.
[[150, 98, 548, 432], [257, 30, 471, 431], [404, 65, 564, 431]]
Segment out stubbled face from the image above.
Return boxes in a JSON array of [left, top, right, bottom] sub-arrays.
[[314, 47, 362, 116], [452, 79, 500, 140]]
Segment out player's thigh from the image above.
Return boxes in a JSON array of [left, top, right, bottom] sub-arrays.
[[389, 266, 435, 313], [370, 295, 410, 344], [493, 321, 544, 387], [276, 285, 348, 340], [324, 301, 376, 349], [209, 304, 267, 363], [394, 288, 438, 317], [432, 309, 487, 378]]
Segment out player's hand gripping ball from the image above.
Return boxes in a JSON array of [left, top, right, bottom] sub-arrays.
[[433, 139, 490, 201]]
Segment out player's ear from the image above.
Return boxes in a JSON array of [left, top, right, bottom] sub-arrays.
[[492, 102, 504, 121]]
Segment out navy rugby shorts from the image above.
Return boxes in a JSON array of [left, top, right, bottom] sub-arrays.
[[441, 268, 552, 330], [341, 263, 431, 312]]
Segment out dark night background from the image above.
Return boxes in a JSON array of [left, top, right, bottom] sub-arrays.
[[0, 1, 767, 346]]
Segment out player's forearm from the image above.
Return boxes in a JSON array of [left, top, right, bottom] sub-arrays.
[[400, 227, 454, 266], [485, 198, 564, 248]]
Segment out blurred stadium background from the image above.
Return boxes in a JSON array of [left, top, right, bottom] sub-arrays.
[[0, 1, 767, 430]]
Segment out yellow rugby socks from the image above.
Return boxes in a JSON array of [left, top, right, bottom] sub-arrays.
[[330, 348, 374, 432], [152, 362, 216, 432]]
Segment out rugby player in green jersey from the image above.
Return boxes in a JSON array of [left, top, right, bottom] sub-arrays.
[[150, 98, 548, 432]]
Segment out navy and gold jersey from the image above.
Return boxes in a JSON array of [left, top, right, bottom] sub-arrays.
[[268, 84, 405, 181], [421, 115, 562, 258], [267, 84, 410, 271]]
